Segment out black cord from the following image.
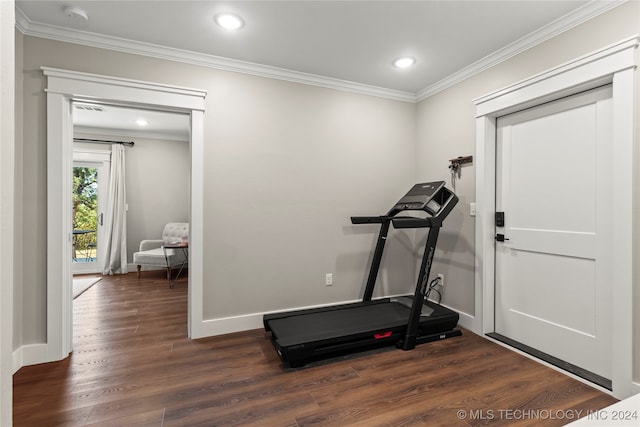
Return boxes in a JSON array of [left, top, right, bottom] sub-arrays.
[[425, 276, 442, 303]]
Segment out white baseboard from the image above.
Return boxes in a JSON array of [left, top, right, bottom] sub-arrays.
[[197, 298, 364, 338], [12, 343, 49, 373], [12, 347, 21, 374], [455, 309, 480, 335], [428, 298, 479, 335], [199, 312, 266, 337]]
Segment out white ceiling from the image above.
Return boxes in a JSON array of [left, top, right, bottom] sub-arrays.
[[16, 0, 620, 136]]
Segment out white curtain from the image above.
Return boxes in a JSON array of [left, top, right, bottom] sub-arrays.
[[102, 144, 128, 275]]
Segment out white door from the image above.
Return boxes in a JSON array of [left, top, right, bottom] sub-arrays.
[[495, 85, 613, 383], [72, 151, 110, 275]]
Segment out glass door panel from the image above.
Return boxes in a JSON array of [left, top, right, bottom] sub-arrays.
[[72, 159, 108, 275]]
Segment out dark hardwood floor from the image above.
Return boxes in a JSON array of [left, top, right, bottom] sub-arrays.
[[14, 272, 617, 426]]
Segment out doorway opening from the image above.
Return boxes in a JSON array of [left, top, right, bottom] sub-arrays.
[[71, 157, 108, 274], [72, 164, 98, 264], [70, 103, 191, 320], [44, 67, 207, 364], [71, 158, 105, 299]]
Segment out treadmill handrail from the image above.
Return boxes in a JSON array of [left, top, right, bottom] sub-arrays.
[[351, 216, 389, 224], [392, 217, 435, 228]]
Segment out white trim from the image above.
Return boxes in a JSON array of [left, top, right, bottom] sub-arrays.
[[610, 67, 636, 397], [42, 68, 206, 365], [453, 310, 476, 334], [43, 67, 205, 111], [187, 110, 205, 338], [0, 2, 15, 424], [72, 147, 111, 163], [46, 92, 74, 361], [15, 1, 625, 104], [474, 36, 638, 399], [16, 10, 414, 103], [42, 67, 205, 98], [200, 298, 361, 337], [12, 344, 48, 374], [12, 347, 20, 374], [473, 37, 638, 116], [416, 0, 627, 101], [472, 115, 496, 337], [200, 313, 265, 337]]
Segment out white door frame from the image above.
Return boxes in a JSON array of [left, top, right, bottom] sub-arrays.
[[473, 36, 638, 399], [43, 67, 207, 362]]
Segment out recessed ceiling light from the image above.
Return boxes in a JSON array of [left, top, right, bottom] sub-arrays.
[[393, 57, 416, 69], [215, 13, 244, 30], [136, 119, 148, 126]]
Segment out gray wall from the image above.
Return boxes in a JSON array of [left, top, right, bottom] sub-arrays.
[[20, 34, 48, 345], [19, 35, 416, 344], [201, 77, 418, 317], [123, 137, 189, 264]]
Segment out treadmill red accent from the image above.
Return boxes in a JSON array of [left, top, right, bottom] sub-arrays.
[[263, 181, 461, 367]]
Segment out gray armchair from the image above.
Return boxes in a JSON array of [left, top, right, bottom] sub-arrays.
[[133, 223, 189, 279]]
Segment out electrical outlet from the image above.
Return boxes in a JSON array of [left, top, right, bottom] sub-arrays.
[[437, 273, 444, 287], [325, 273, 333, 286]]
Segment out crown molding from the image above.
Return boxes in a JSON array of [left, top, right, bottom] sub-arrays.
[[16, 8, 415, 103], [415, 0, 627, 101], [17, 1, 625, 104]]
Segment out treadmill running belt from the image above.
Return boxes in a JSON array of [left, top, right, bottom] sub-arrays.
[[268, 303, 410, 347]]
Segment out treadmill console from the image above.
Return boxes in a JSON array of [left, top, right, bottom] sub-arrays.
[[391, 181, 448, 214], [351, 181, 457, 226]]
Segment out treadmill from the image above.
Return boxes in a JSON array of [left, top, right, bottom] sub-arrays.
[[263, 181, 461, 367]]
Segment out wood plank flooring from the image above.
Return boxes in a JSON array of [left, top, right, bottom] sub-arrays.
[[13, 272, 617, 426]]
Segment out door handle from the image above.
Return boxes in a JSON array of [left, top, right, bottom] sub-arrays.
[[495, 234, 510, 242], [98, 213, 103, 226]]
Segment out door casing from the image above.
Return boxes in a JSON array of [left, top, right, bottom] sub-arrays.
[[473, 37, 638, 399], [41, 67, 207, 367]]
